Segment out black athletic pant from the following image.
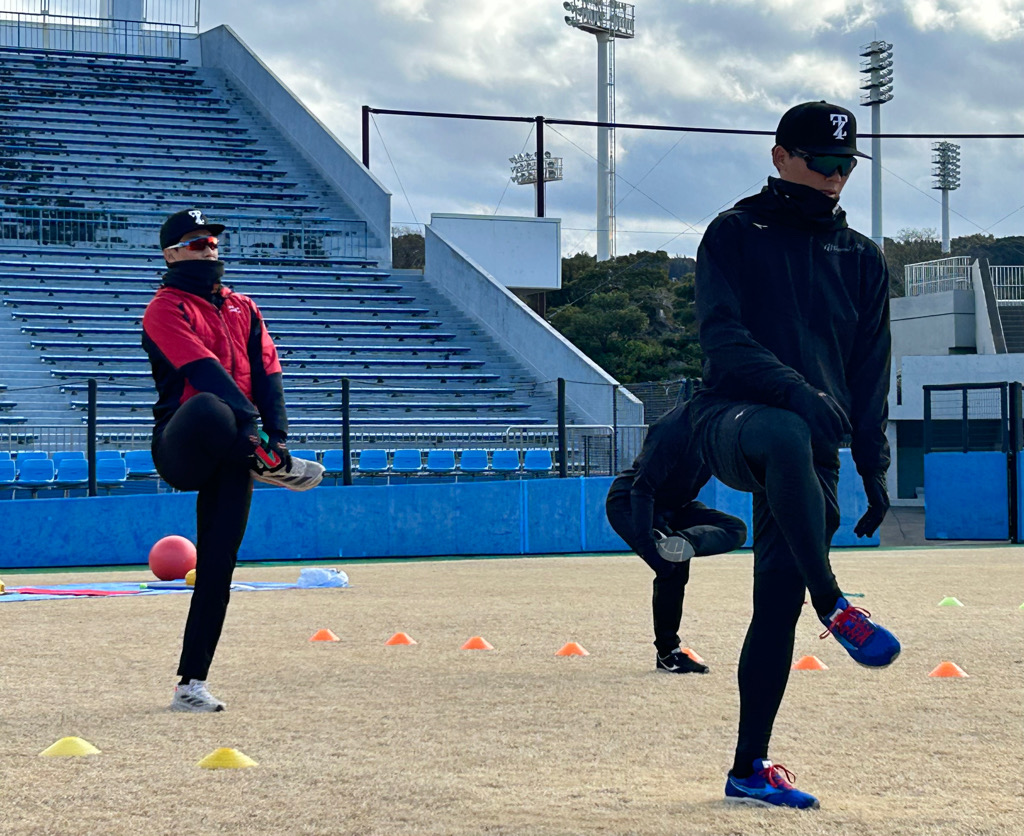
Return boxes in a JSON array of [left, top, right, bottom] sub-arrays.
[[606, 493, 747, 656], [699, 405, 842, 773], [152, 393, 254, 682]]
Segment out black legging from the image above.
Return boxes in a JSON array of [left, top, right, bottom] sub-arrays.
[[701, 406, 842, 773], [606, 494, 747, 655], [152, 393, 254, 682]]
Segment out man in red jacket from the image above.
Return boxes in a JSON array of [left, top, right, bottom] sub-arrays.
[[143, 209, 324, 712]]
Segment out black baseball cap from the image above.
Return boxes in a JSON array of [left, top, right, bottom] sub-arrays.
[[775, 101, 870, 158], [160, 209, 226, 249]]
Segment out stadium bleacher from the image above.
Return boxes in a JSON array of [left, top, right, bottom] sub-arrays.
[[0, 44, 562, 462]]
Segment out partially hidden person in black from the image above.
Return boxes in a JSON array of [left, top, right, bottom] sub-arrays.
[[142, 209, 325, 713], [606, 401, 747, 675], [690, 102, 900, 809]]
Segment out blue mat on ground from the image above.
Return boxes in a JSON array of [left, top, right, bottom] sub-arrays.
[[0, 580, 301, 603]]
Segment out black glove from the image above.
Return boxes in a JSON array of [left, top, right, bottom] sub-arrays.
[[262, 430, 292, 473], [786, 385, 852, 446], [252, 429, 292, 473], [231, 419, 262, 463], [854, 470, 890, 538]]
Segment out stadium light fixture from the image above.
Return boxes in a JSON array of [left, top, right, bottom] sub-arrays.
[[860, 40, 894, 251], [932, 142, 961, 253], [509, 151, 564, 187]]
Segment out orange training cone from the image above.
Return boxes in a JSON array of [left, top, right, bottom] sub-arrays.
[[555, 642, 589, 656], [680, 647, 705, 665], [309, 628, 340, 642], [385, 632, 417, 645], [461, 636, 494, 650], [929, 661, 968, 678], [792, 655, 829, 671]]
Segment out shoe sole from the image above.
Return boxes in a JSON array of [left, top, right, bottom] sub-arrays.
[[656, 666, 710, 674], [725, 796, 820, 810], [169, 700, 226, 713], [854, 649, 900, 669]]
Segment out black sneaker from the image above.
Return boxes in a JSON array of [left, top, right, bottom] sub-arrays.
[[656, 648, 709, 674]]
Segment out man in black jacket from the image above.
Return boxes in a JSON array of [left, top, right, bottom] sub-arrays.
[[691, 102, 900, 809], [606, 401, 747, 674]]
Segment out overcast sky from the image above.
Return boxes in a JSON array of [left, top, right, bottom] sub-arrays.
[[199, 0, 1024, 258]]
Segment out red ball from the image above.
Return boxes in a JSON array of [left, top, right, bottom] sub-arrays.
[[148, 535, 197, 581]]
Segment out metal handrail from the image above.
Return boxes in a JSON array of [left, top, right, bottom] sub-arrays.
[[0, 205, 369, 261], [0, 11, 184, 58], [904, 256, 973, 297]]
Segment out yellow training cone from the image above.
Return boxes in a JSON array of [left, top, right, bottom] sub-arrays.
[[197, 747, 258, 769], [39, 737, 101, 757]]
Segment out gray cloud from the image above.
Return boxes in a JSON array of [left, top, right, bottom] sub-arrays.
[[200, 0, 1024, 254]]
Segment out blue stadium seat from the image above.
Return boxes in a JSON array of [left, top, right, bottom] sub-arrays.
[[96, 457, 128, 493], [0, 451, 12, 460], [356, 449, 389, 475], [391, 449, 423, 475], [457, 449, 490, 475], [490, 450, 522, 475], [14, 451, 48, 476], [321, 449, 348, 479], [16, 458, 55, 497], [96, 450, 123, 460], [124, 449, 157, 478], [56, 458, 89, 495], [0, 459, 16, 496], [425, 449, 456, 475], [523, 449, 554, 475], [52, 450, 85, 469], [291, 449, 320, 462]]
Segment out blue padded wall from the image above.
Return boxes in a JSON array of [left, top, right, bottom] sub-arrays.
[[0, 463, 878, 569], [924, 451, 1008, 540]]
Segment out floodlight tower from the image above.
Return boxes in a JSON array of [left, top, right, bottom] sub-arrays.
[[932, 142, 961, 254], [859, 40, 893, 251], [510, 151, 565, 209], [564, 0, 634, 262]]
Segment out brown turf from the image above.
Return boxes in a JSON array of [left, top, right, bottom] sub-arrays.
[[1, 547, 1020, 835]]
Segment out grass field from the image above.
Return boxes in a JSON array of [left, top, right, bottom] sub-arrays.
[[1, 547, 1020, 836]]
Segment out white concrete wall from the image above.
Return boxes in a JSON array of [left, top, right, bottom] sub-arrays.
[[429, 214, 561, 291], [892, 354, 1024, 420], [424, 226, 643, 427], [891, 290, 975, 368], [198, 25, 391, 261]]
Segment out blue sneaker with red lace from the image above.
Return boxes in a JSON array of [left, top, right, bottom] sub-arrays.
[[819, 596, 900, 667], [725, 760, 819, 809]]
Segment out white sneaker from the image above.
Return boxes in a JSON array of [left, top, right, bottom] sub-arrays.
[[252, 456, 324, 491], [653, 530, 695, 563], [169, 679, 226, 712]]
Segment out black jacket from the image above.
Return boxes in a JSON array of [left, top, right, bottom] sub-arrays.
[[691, 177, 891, 476], [606, 401, 711, 560]]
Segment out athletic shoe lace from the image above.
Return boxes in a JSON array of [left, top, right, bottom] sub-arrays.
[[759, 763, 797, 790], [819, 605, 874, 646]]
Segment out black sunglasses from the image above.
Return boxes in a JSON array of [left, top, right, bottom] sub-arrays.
[[168, 235, 219, 252], [790, 148, 858, 178]]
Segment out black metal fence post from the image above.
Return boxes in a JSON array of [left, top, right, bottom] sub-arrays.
[[535, 115, 545, 218], [361, 106, 371, 169], [1009, 382, 1021, 543], [87, 378, 97, 497], [342, 377, 353, 486], [557, 377, 567, 478], [611, 384, 619, 475]]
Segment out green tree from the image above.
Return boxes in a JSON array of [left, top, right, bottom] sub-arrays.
[[391, 227, 424, 269], [548, 251, 702, 383], [883, 228, 941, 297]]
